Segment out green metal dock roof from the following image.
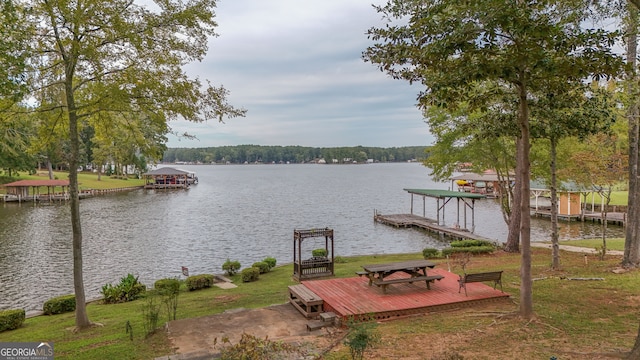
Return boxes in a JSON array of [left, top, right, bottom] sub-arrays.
[[403, 189, 487, 199]]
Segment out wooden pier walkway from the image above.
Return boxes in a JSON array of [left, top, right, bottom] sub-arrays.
[[374, 213, 494, 242], [531, 208, 626, 226]]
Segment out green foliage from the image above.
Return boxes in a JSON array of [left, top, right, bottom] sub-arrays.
[[218, 333, 299, 359], [0, 309, 25, 332], [101, 274, 147, 304], [441, 246, 495, 256], [422, 248, 440, 259], [163, 145, 428, 164], [43, 294, 76, 315], [154, 278, 181, 320], [252, 261, 270, 274], [140, 295, 161, 338], [241, 267, 260, 282], [312, 248, 328, 257], [222, 259, 241, 276], [450, 240, 494, 248], [185, 274, 215, 291], [334, 256, 348, 263], [262, 257, 277, 269], [154, 278, 181, 294], [344, 316, 380, 360]]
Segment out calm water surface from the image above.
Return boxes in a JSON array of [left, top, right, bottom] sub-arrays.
[[0, 163, 623, 311]]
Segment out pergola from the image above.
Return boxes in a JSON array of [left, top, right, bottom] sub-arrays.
[[3, 179, 70, 203], [293, 228, 334, 281], [403, 189, 486, 233]]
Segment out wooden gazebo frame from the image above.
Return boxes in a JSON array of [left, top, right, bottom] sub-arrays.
[[293, 228, 334, 281]]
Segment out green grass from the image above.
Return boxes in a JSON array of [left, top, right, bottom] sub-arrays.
[[1, 251, 638, 359], [0, 171, 144, 194], [557, 238, 625, 251], [584, 190, 628, 206]]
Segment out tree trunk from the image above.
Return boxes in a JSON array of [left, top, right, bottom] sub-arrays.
[[550, 137, 560, 269], [504, 137, 522, 253], [625, 5, 640, 268], [66, 74, 91, 330], [629, 321, 640, 359], [47, 158, 54, 180], [600, 190, 611, 260], [518, 79, 533, 320]]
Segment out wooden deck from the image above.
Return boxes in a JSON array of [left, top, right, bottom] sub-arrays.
[[531, 208, 626, 226], [374, 213, 493, 242], [301, 268, 510, 320]]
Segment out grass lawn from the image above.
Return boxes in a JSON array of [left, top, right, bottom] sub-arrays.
[[585, 191, 628, 206], [1, 250, 638, 359], [558, 238, 625, 251], [0, 171, 144, 194]]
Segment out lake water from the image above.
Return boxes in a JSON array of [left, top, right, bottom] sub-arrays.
[[0, 163, 624, 312]]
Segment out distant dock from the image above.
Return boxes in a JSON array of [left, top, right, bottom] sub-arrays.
[[531, 207, 626, 227], [374, 212, 494, 242]]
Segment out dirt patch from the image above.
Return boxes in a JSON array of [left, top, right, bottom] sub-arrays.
[[165, 303, 342, 359]]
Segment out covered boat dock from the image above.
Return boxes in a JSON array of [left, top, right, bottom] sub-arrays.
[[143, 167, 191, 189], [2, 179, 71, 203], [374, 188, 492, 241]]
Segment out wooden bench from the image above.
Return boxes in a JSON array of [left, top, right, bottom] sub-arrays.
[[458, 271, 503, 296], [288, 284, 323, 318], [374, 275, 444, 294]]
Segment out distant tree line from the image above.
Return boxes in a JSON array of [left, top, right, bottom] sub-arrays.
[[162, 145, 428, 164]]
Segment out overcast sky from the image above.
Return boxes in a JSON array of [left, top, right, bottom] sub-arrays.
[[167, 0, 433, 148]]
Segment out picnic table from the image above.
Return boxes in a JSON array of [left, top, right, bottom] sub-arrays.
[[359, 259, 443, 293]]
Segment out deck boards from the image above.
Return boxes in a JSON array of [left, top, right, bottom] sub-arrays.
[[374, 213, 492, 241], [301, 268, 509, 320]]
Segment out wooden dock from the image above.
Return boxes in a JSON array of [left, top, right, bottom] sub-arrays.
[[531, 208, 626, 226], [374, 213, 494, 242]]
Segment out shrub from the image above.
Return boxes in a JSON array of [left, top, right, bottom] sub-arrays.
[[154, 278, 181, 321], [422, 248, 440, 259], [344, 316, 380, 360], [219, 333, 298, 359], [154, 278, 181, 293], [441, 246, 495, 257], [334, 256, 348, 263], [241, 267, 260, 282], [252, 261, 270, 274], [450, 239, 494, 248], [222, 259, 241, 276], [263, 257, 277, 269], [141, 295, 161, 338], [186, 274, 215, 291], [0, 309, 25, 332], [312, 248, 328, 257], [102, 274, 147, 304], [43, 294, 76, 315]]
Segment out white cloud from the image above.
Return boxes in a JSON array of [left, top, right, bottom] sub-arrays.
[[169, 0, 433, 148]]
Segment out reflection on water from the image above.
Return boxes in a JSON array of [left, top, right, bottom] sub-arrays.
[[0, 163, 624, 311]]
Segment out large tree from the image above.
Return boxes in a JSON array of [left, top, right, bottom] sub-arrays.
[[623, 1, 640, 270], [363, 0, 621, 319], [7, 0, 245, 329], [530, 84, 617, 269]]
